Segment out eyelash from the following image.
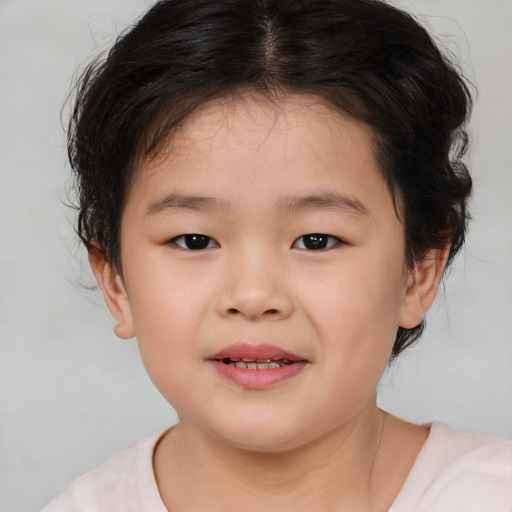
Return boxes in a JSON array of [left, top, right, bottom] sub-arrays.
[[169, 233, 343, 251], [170, 234, 219, 250], [292, 233, 342, 251]]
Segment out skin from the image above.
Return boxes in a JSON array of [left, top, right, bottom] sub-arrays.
[[91, 93, 447, 511]]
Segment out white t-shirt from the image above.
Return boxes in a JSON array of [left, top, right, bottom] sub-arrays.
[[42, 422, 512, 512]]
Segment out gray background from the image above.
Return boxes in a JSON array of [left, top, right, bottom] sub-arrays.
[[0, 1, 510, 511]]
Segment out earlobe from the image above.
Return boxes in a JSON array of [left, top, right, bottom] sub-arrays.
[[398, 246, 450, 329], [88, 249, 135, 340]]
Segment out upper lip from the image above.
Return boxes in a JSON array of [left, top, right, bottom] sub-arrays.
[[209, 343, 305, 362]]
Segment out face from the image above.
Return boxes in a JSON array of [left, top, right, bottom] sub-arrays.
[[95, 94, 434, 452]]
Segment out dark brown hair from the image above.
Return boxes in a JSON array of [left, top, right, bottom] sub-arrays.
[[68, 0, 472, 358]]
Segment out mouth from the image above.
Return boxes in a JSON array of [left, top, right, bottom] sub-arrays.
[[219, 357, 295, 369], [208, 343, 307, 388]]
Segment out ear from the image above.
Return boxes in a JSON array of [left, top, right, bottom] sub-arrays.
[[88, 249, 135, 339], [398, 246, 450, 329]]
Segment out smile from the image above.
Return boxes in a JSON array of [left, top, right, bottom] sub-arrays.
[[220, 358, 294, 369], [209, 344, 307, 388]]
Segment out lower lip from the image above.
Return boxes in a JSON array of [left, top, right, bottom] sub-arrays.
[[209, 360, 307, 389]]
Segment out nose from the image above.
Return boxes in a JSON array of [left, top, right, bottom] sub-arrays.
[[216, 249, 294, 321]]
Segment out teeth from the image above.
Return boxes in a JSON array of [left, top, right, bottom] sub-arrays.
[[225, 358, 294, 369]]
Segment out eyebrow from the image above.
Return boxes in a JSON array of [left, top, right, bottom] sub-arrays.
[[145, 191, 368, 218], [145, 193, 229, 217], [277, 192, 369, 217]]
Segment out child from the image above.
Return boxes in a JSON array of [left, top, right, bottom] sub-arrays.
[[43, 0, 512, 510]]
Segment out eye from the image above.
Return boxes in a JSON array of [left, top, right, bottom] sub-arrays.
[[171, 234, 219, 250], [293, 233, 341, 251]]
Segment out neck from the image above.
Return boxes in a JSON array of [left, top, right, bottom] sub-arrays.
[[154, 403, 388, 512]]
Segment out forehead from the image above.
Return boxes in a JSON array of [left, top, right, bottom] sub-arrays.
[[128, 93, 394, 221], [170, 93, 358, 149]]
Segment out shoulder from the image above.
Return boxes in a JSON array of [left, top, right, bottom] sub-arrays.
[[391, 422, 512, 512], [41, 431, 168, 512]]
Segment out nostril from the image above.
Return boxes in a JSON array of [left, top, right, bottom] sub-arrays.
[[225, 307, 280, 317]]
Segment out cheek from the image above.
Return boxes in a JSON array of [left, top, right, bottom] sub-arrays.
[[122, 259, 214, 386], [124, 250, 212, 331], [305, 257, 405, 366], [308, 274, 402, 422]]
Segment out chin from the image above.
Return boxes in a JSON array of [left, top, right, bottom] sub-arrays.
[[222, 432, 305, 454], [206, 414, 324, 454]]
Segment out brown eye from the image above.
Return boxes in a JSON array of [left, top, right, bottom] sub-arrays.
[[172, 234, 218, 250], [293, 233, 339, 250]]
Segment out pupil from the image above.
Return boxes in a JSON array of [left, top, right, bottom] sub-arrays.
[[304, 234, 327, 250], [184, 234, 210, 250]]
